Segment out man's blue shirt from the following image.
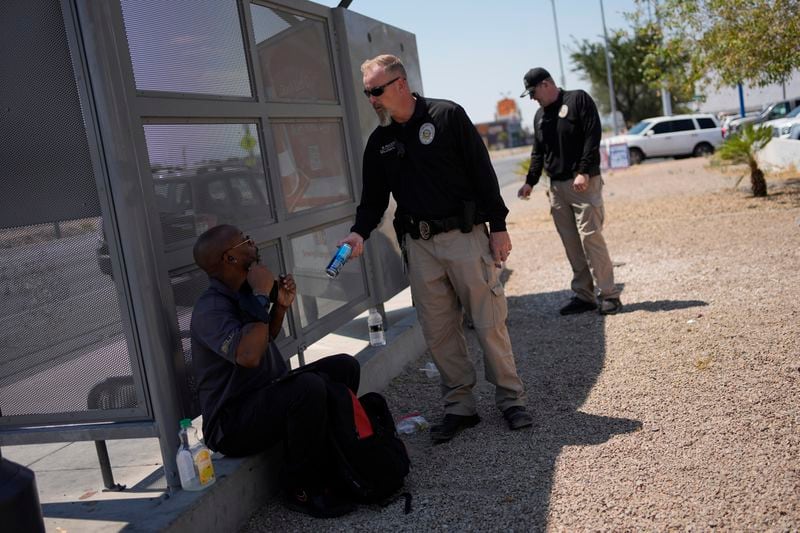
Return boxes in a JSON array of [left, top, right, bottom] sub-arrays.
[[190, 277, 288, 445]]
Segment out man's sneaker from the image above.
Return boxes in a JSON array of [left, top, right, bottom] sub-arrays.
[[503, 406, 534, 430], [599, 298, 623, 315], [559, 297, 598, 316], [430, 413, 481, 444], [283, 487, 355, 518]]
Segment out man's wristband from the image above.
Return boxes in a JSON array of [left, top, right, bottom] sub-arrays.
[[254, 294, 269, 308]]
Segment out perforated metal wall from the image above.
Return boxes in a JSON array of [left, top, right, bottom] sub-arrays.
[[0, 0, 145, 425], [0, 0, 101, 228]]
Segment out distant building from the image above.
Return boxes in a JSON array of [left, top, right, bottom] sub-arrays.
[[476, 97, 526, 149], [695, 72, 800, 116]]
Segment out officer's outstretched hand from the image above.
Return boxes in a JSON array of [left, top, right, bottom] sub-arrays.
[[489, 231, 512, 268], [338, 232, 365, 259], [517, 183, 533, 200]]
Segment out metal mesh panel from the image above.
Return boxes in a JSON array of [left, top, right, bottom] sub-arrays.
[[143, 123, 272, 249], [0, 0, 101, 229], [120, 0, 252, 97], [0, 219, 137, 418], [0, 2, 141, 422]]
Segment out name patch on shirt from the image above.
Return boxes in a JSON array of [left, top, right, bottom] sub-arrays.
[[419, 122, 435, 145], [220, 332, 234, 355], [379, 141, 398, 155], [558, 104, 569, 118]]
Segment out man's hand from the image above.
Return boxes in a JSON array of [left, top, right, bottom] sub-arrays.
[[517, 183, 533, 200], [275, 274, 296, 308], [337, 232, 365, 259], [489, 231, 512, 268], [247, 264, 275, 296], [573, 173, 589, 193]]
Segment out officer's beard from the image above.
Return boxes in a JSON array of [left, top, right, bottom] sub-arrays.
[[376, 107, 392, 127]]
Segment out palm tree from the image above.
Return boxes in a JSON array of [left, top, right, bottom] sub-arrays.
[[716, 123, 773, 197]]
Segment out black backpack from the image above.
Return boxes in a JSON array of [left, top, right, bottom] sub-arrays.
[[324, 379, 411, 506]]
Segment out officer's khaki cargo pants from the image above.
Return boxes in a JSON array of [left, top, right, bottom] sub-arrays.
[[546, 175, 619, 302], [405, 225, 527, 416]]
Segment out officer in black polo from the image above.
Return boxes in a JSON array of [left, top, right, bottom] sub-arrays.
[[518, 67, 622, 316], [190, 224, 359, 518], [338, 54, 532, 445]]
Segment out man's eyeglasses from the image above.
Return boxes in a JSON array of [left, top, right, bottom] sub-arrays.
[[224, 235, 254, 256], [363, 77, 401, 98]]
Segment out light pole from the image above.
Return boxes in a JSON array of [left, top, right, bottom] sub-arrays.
[[550, 0, 567, 88], [599, 0, 620, 134], [652, 0, 672, 115]]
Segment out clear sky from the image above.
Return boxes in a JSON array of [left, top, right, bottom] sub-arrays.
[[318, 0, 638, 125]]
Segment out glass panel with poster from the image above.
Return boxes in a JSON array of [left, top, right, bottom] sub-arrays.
[[250, 3, 337, 103], [271, 120, 352, 215]]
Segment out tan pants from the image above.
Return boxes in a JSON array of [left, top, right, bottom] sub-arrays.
[[405, 225, 527, 416], [546, 175, 619, 302]]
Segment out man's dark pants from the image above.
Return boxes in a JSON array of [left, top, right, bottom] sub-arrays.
[[214, 354, 360, 490]]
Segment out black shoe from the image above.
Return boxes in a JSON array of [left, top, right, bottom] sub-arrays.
[[283, 488, 355, 518], [430, 413, 481, 444], [559, 297, 598, 316], [502, 406, 533, 430], [599, 298, 623, 315]]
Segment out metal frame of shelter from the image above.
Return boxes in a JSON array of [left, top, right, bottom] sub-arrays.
[[0, 0, 420, 489]]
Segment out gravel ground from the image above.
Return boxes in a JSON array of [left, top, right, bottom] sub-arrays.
[[242, 157, 800, 532]]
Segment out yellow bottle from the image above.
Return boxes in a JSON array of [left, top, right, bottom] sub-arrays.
[[177, 418, 216, 490]]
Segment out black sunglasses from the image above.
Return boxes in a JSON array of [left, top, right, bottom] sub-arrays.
[[223, 235, 253, 257], [363, 77, 401, 98]]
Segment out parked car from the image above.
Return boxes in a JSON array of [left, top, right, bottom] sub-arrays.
[[96, 164, 272, 276], [721, 111, 759, 138], [604, 114, 723, 165], [762, 106, 800, 138], [727, 98, 800, 134]]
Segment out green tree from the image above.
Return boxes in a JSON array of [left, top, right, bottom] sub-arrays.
[[716, 123, 772, 197], [570, 27, 692, 127], [639, 0, 800, 89]]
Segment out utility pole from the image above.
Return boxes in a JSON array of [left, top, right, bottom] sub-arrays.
[[652, 0, 672, 115], [599, 0, 620, 134], [550, 0, 567, 88]]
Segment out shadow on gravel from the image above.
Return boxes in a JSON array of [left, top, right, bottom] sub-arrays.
[[504, 288, 642, 531], [620, 299, 707, 313], [240, 279, 644, 532]]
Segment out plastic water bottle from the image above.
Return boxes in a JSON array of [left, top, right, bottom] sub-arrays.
[[176, 418, 216, 491], [325, 243, 352, 279], [368, 308, 386, 346]]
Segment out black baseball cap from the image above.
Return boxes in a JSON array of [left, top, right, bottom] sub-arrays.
[[520, 67, 552, 97]]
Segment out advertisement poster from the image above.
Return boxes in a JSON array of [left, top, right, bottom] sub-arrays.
[[609, 143, 630, 169]]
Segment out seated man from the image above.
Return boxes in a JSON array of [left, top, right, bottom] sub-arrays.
[[190, 224, 359, 518]]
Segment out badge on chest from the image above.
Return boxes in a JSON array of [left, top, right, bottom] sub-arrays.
[[419, 122, 435, 145]]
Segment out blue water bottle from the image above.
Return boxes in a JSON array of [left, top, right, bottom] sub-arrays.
[[325, 243, 352, 279]]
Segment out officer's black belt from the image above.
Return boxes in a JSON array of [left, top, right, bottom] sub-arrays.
[[400, 214, 463, 240]]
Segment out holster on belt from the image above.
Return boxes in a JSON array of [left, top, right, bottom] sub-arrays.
[[460, 200, 476, 233]]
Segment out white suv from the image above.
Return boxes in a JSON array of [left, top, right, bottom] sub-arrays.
[[605, 114, 723, 164], [762, 106, 800, 138]]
